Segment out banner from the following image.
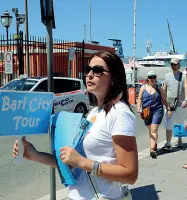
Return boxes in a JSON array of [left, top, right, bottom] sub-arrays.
[[0, 91, 54, 136]]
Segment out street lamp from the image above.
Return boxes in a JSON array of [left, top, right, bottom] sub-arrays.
[[1, 11, 13, 50], [1, 11, 13, 82]]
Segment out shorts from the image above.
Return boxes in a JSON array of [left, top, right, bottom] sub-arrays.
[[144, 108, 164, 126], [165, 107, 187, 130]]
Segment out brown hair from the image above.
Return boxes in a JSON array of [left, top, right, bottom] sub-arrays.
[[89, 51, 132, 114]]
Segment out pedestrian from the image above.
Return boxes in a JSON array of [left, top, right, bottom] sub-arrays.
[[13, 51, 138, 200], [162, 57, 187, 152], [137, 71, 172, 159]]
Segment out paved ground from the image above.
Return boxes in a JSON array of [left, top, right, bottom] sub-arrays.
[[130, 139, 187, 200]]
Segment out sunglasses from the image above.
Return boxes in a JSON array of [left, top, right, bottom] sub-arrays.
[[148, 76, 157, 79], [84, 65, 110, 77], [171, 63, 178, 66]]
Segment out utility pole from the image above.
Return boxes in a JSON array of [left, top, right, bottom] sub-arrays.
[[88, 0, 92, 43], [24, 0, 30, 76], [40, 0, 56, 199], [84, 24, 86, 42], [132, 0, 136, 86], [45, 0, 55, 199]]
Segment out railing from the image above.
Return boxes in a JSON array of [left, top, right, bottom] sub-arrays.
[[0, 32, 85, 86]]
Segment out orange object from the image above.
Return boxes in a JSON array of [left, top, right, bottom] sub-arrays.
[[128, 88, 136, 105]]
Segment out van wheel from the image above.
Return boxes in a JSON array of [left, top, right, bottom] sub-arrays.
[[74, 103, 87, 116]]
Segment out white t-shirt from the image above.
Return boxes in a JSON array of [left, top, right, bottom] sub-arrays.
[[68, 101, 136, 200]]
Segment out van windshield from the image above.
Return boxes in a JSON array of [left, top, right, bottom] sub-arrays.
[[0, 79, 38, 91]]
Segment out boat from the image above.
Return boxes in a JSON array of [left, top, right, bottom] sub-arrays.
[[137, 20, 187, 68]]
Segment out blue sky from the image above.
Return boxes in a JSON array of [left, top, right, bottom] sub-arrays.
[[1, 0, 187, 57]]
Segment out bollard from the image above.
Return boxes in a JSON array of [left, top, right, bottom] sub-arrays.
[[128, 87, 136, 105]]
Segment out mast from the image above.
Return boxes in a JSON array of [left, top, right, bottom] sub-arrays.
[[167, 19, 176, 53], [88, 0, 92, 43], [132, 0, 136, 85], [146, 34, 152, 56]]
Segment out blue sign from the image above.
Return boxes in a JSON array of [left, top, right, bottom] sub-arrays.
[[0, 91, 54, 136], [173, 124, 187, 137]]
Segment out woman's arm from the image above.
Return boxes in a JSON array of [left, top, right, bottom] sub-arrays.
[[100, 135, 138, 184], [159, 86, 170, 110], [158, 86, 172, 117], [32, 151, 57, 168], [13, 138, 57, 168], [137, 86, 144, 112], [163, 80, 167, 93]]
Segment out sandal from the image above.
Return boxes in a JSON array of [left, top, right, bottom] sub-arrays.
[[183, 164, 187, 169]]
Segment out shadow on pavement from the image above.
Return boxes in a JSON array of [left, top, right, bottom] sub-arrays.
[[156, 142, 187, 157], [131, 184, 161, 200]]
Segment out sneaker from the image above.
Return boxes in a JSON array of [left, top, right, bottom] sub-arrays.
[[161, 143, 172, 152], [177, 138, 183, 148], [150, 151, 157, 159]]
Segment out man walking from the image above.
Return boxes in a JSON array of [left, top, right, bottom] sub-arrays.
[[162, 57, 187, 151]]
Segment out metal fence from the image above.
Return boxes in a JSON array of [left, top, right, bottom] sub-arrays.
[[0, 31, 85, 86]]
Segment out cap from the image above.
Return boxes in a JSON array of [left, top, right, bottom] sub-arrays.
[[171, 57, 179, 65], [147, 71, 157, 77]]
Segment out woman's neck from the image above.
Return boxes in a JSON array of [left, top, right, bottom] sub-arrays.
[[96, 95, 105, 108], [148, 83, 155, 88]]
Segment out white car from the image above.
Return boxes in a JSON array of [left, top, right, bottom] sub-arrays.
[[0, 76, 90, 115]]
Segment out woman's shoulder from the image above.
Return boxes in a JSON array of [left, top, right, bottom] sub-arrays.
[[140, 84, 146, 90], [111, 101, 135, 117], [108, 102, 136, 131], [86, 107, 98, 117]]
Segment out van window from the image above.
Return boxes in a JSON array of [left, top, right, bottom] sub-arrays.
[[34, 80, 48, 92], [54, 79, 80, 93]]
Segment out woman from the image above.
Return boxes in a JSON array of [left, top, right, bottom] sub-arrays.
[[13, 51, 138, 200], [137, 71, 172, 159]]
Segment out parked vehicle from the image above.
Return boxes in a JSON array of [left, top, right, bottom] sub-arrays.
[[0, 76, 90, 115]]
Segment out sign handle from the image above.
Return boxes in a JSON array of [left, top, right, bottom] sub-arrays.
[[14, 136, 24, 166]]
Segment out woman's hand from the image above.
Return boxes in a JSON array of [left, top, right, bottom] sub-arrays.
[[60, 146, 85, 168], [13, 137, 38, 161], [182, 100, 187, 108], [167, 110, 172, 118], [137, 108, 142, 113]]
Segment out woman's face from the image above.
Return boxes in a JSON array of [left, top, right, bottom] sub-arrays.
[[86, 56, 112, 97], [147, 75, 157, 84]]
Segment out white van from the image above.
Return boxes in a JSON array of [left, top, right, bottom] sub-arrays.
[[0, 76, 90, 115]]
